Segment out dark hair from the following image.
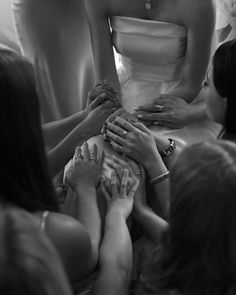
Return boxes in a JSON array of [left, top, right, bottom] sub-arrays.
[[142, 140, 236, 295], [0, 49, 58, 212], [0, 207, 72, 295], [213, 39, 236, 140]]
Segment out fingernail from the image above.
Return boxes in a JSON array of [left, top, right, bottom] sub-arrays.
[[137, 114, 142, 118], [155, 104, 164, 110], [153, 121, 159, 125]]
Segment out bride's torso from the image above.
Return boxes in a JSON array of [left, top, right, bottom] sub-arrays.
[[110, 16, 187, 112]]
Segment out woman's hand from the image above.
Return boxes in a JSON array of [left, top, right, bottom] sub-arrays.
[[109, 156, 147, 218], [87, 80, 118, 107], [135, 94, 195, 129], [65, 142, 104, 191], [83, 99, 120, 137], [105, 117, 160, 168], [100, 168, 139, 220]]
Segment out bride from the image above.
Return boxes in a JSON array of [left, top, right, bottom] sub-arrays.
[[85, 0, 220, 148]]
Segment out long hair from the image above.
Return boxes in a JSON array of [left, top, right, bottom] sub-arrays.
[[0, 49, 58, 212], [0, 207, 72, 295], [213, 39, 236, 140], [142, 140, 236, 295]]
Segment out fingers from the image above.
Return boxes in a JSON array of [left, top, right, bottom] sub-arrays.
[[90, 144, 98, 162], [120, 168, 129, 198], [106, 130, 126, 146], [131, 121, 149, 133], [74, 146, 82, 161], [82, 142, 90, 160], [98, 150, 105, 166], [111, 169, 119, 196], [113, 116, 136, 132], [110, 141, 126, 154], [106, 108, 124, 123], [137, 112, 169, 122], [100, 176, 111, 203], [127, 177, 140, 198], [107, 122, 128, 138], [89, 93, 107, 109], [135, 103, 164, 112]]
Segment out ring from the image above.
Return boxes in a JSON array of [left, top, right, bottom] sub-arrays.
[[122, 130, 128, 137], [135, 172, 141, 175], [90, 157, 96, 160]]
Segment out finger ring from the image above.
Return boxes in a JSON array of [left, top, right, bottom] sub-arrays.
[[122, 130, 128, 137], [135, 172, 141, 175], [90, 157, 96, 160]]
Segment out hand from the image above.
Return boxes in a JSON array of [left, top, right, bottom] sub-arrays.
[[105, 117, 160, 168], [83, 100, 120, 137], [100, 168, 139, 220], [87, 80, 119, 107], [65, 142, 104, 190], [135, 94, 194, 129], [109, 157, 147, 217]]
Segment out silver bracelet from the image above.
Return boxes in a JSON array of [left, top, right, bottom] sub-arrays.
[[150, 171, 170, 185], [160, 138, 176, 158]]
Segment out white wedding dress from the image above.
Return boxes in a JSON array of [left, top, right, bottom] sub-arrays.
[[88, 16, 220, 175]]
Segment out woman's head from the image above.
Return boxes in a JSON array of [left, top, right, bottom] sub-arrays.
[[204, 39, 236, 139], [142, 140, 236, 294], [0, 207, 72, 295], [0, 49, 58, 212]]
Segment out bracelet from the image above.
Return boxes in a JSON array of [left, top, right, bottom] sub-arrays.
[[160, 138, 176, 158], [150, 171, 170, 185]]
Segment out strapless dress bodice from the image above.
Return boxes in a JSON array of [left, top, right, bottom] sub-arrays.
[[111, 16, 187, 82]]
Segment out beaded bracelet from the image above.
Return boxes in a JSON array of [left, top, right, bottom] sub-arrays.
[[160, 138, 176, 158], [150, 171, 170, 185]]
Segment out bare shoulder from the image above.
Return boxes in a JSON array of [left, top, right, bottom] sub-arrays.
[[178, 0, 215, 27], [45, 212, 93, 281], [45, 212, 91, 251]]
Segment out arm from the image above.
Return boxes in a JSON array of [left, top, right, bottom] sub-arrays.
[[166, 0, 215, 102], [42, 110, 87, 149], [106, 118, 170, 216], [93, 211, 132, 295], [64, 143, 104, 269], [45, 212, 96, 282], [85, 0, 121, 97], [47, 100, 118, 176], [93, 169, 139, 295]]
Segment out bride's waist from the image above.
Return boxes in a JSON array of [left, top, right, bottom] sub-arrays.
[[118, 57, 184, 83]]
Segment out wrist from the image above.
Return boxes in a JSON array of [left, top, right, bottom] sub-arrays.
[[75, 183, 96, 194], [106, 209, 128, 222]]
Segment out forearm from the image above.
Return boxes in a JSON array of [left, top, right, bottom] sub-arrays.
[[47, 121, 92, 177], [93, 211, 132, 295], [144, 155, 170, 217], [102, 212, 132, 273], [75, 185, 101, 261], [134, 206, 168, 245], [43, 110, 87, 148], [165, 82, 200, 103]]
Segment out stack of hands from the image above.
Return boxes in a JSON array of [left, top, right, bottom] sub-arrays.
[[63, 141, 148, 221]]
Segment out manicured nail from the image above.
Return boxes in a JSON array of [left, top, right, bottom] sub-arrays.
[[155, 104, 164, 110], [137, 114, 142, 118]]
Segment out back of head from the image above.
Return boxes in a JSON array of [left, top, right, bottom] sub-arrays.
[[143, 140, 236, 295], [0, 49, 57, 212], [213, 39, 236, 140], [0, 207, 72, 295]]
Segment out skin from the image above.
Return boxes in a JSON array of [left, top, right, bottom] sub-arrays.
[[93, 168, 139, 295], [85, 0, 215, 103], [203, 66, 227, 124]]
